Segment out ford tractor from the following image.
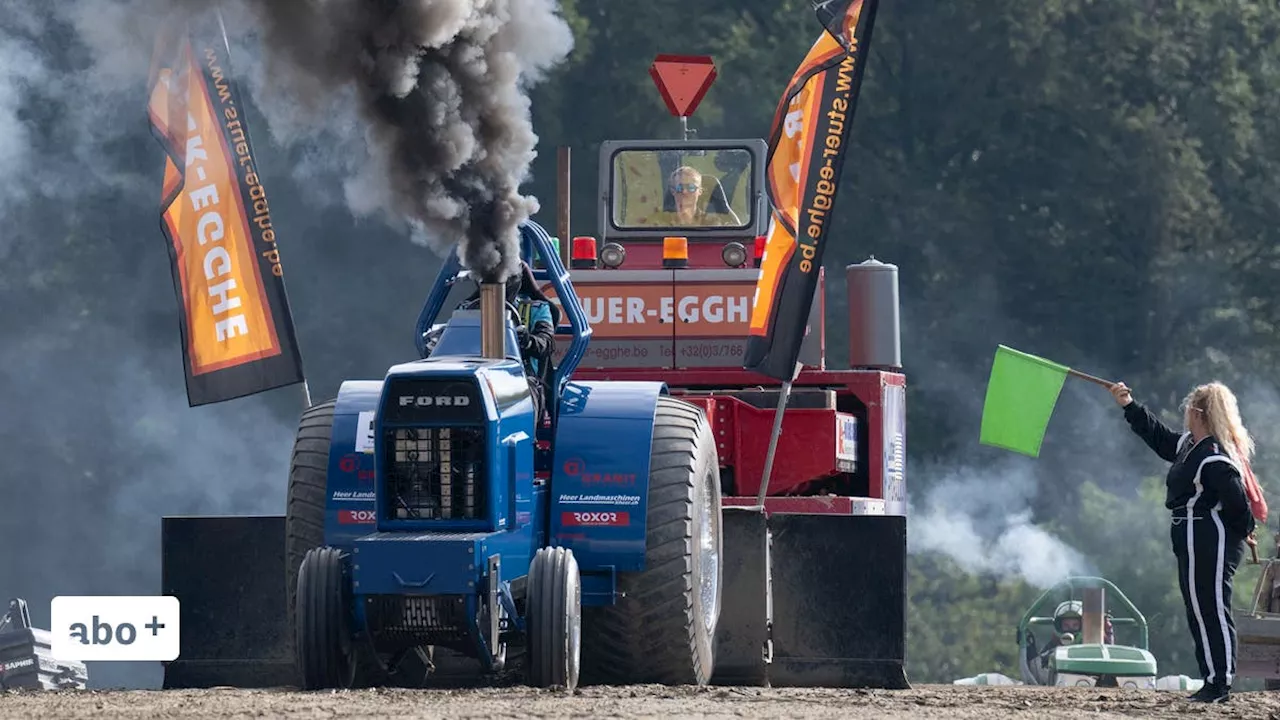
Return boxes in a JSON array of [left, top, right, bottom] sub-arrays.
[[300, 223, 728, 690], [169, 222, 723, 691], [158, 55, 908, 690]]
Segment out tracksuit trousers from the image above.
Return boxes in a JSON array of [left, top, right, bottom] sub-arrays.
[[1172, 511, 1246, 687]]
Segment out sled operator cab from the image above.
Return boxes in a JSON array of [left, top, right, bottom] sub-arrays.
[[541, 137, 824, 375]]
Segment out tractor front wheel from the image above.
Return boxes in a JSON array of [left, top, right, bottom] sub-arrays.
[[526, 546, 582, 691], [286, 400, 386, 686], [296, 546, 357, 690]]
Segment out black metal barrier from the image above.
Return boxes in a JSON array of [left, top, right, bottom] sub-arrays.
[[160, 515, 296, 688], [710, 506, 772, 685], [713, 509, 909, 689]]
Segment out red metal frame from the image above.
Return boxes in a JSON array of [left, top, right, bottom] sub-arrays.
[[679, 393, 844, 497], [572, 366, 904, 508], [721, 496, 886, 517]]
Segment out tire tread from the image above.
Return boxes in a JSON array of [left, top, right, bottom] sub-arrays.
[[578, 396, 721, 685]]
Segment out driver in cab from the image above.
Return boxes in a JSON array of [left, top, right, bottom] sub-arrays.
[[649, 166, 740, 227], [1033, 601, 1116, 669]]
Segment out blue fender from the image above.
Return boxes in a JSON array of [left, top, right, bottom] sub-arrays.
[[548, 380, 668, 573], [323, 380, 384, 552]]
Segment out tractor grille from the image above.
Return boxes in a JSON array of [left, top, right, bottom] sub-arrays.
[[383, 427, 486, 521], [367, 595, 469, 645]]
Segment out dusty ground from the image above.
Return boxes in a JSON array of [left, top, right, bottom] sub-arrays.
[[2, 685, 1279, 719]]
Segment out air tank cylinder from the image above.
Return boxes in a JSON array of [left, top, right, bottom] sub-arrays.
[[845, 257, 901, 370]]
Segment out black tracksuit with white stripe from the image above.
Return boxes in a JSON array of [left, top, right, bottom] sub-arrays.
[[1123, 401, 1255, 688]]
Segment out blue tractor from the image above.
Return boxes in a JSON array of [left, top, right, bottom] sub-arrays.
[[285, 219, 722, 690]]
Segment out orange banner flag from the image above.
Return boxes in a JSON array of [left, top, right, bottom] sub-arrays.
[[147, 9, 305, 406], [744, 0, 879, 382]]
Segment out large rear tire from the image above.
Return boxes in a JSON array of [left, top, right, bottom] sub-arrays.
[[579, 396, 723, 685], [285, 400, 385, 687]]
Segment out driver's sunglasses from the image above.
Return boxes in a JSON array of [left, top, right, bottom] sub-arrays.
[[671, 182, 699, 193]]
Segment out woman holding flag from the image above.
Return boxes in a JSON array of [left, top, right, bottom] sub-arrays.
[[1110, 380, 1266, 703]]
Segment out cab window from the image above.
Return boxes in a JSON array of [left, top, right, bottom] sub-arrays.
[[610, 148, 754, 230]]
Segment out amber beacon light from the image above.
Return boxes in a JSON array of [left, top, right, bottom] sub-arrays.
[[662, 236, 689, 268]]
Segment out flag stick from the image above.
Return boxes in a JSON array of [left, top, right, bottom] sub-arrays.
[[755, 362, 803, 508], [1067, 368, 1114, 388]]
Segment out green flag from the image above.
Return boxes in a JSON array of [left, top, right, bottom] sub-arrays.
[[979, 345, 1070, 457]]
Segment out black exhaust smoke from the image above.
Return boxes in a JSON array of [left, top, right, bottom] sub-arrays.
[[212, 0, 574, 283]]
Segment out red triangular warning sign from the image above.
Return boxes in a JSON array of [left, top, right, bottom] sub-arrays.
[[649, 54, 717, 118]]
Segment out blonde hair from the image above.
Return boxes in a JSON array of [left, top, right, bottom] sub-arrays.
[[1183, 382, 1254, 463], [670, 166, 701, 187]]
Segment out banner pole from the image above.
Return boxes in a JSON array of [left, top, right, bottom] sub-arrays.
[[755, 362, 802, 508], [300, 380, 312, 409]]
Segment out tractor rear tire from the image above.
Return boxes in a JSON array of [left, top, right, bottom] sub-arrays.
[[285, 400, 385, 687], [579, 396, 723, 686], [526, 546, 582, 691], [296, 546, 357, 690]]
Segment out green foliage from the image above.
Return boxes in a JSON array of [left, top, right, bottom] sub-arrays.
[[906, 553, 1041, 682]]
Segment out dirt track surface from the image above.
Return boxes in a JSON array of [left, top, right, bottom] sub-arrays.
[[3, 685, 1280, 719]]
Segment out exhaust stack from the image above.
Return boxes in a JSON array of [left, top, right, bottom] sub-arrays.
[[480, 283, 506, 360], [1082, 586, 1105, 644]]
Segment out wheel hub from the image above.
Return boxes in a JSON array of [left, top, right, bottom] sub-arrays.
[[698, 470, 720, 634]]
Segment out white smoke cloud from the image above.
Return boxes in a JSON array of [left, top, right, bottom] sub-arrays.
[[0, 10, 46, 216], [907, 458, 1095, 589], [0, 1, 298, 690]]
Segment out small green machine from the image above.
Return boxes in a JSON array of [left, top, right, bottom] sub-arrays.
[[1018, 576, 1182, 689], [955, 576, 1201, 691]]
